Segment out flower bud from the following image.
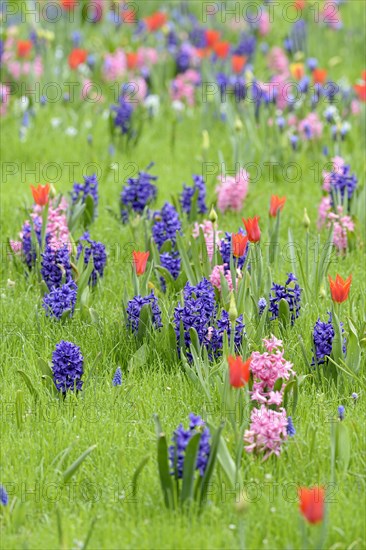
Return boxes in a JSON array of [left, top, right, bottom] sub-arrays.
[[319, 284, 326, 299], [229, 292, 238, 322], [235, 492, 249, 514], [209, 205, 218, 224], [202, 129, 210, 151], [303, 208, 310, 229], [235, 117, 243, 132], [49, 184, 57, 199]]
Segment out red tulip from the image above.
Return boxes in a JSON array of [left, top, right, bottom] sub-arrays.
[[61, 0, 76, 9], [17, 40, 33, 59], [232, 55, 247, 74], [328, 274, 352, 303], [242, 216, 261, 243], [126, 52, 138, 70], [232, 233, 248, 258], [299, 487, 325, 524], [205, 30, 220, 48], [313, 68, 327, 85], [144, 12, 167, 32], [228, 356, 250, 388], [354, 83, 366, 102], [30, 184, 50, 206], [133, 251, 149, 276], [214, 41, 230, 58], [68, 48, 88, 70], [269, 195, 286, 217]]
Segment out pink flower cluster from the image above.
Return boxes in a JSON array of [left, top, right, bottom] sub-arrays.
[[2, 38, 43, 80], [192, 220, 221, 261], [35, 197, 71, 251], [322, 156, 345, 192], [0, 84, 10, 116], [298, 113, 323, 140], [216, 170, 249, 213], [244, 336, 295, 459], [209, 265, 234, 292], [170, 69, 200, 107]]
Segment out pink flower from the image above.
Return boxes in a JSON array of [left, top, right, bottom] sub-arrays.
[[192, 220, 221, 261], [137, 47, 159, 67], [0, 84, 10, 116], [322, 156, 345, 191], [103, 49, 127, 81], [33, 197, 71, 251], [171, 70, 200, 106], [321, 4, 342, 29], [216, 170, 249, 213], [244, 405, 289, 459], [267, 47, 289, 74], [351, 100, 361, 115], [10, 240, 22, 255], [210, 265, 234, 292], [298, 113, 323, 140], [317, 196, 332, 229], [258, 10, 270, 36], [263, 335, 283, 352]]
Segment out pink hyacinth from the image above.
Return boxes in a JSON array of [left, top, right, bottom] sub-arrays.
[[10, 240, 22, 255], [322, 156, 345, 191], [33, 197, 71, 251], [209, 265, 234, 292], [216, 170, 249, 213], [192, 220, 221, 261], [317, 196, 332, 229], [321, 3, 342, 29], [136, 47, 159, 68], [250, 349, 294, 393], [103, 49, 127, 81], [258, 10, 270, 36], [327, 206, 355, 252], [244, 405, 289, 459], [0, 84, 10, 116], [267, 47, 289, 75], [171, 70, 200, 106], [298, 113, 323, 140]]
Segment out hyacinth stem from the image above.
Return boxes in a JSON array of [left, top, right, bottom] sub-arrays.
[[305, 229, 309, 282], [41, 202, 49, 251]]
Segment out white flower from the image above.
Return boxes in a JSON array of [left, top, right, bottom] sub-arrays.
[[65, 127, 78, 136], [172, 100, 185, 112], [144, 94, 160, 115], [51, 118, 62, 128]]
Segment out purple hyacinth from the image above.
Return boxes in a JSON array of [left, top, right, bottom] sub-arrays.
[[43, 280, 77, 320], [338, 405, 345, 421], [21, 216, 42, 268], [180, 175, 207, 216], [168, 413, 211, 479], [258, 297, 267, 316], [120, 163, 157, 223], [0, 485, 8, 506], [329, 164, 357, 205], [233, 33, 256, 57], [111, 95, 133, 134], [71, 173, 99, 212], [209, 310, 245, 357], [51, 340, 84, 393], [176, 44, 191, 73], [126, 292, 162, 333], [160, 251, 181, 292], [41, 245, 72, 290], [287, 417, 296, 437], [76, 232, 107, 287], [112, 366, 122, 386], [312, 312, 346, 366], [152, 202, 181, 250], [220, 228, 249, 271], [269, 273, 302, 325]]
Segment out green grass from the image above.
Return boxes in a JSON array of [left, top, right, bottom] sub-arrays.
[[1, 1, 366, 549]]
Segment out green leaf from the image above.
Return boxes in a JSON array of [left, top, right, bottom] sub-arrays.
[[189, 327, 201, 356], [15, 390, 24, 429], [209, 428, 238, 488], [278, 298, 290, 327], [346, 318, 361, 373], [153, 415, 175, 509], [62, 444, 97, 483], [17, 370, 38, 400], [131, 455, 150, 500], [137, 303, 151, 341], [176, 231, 196, 284], [199, 422, 224, 506], [181, 433, 201, 505], [335, 422, 351, 474]]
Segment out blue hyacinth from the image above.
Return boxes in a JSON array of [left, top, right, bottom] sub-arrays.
[[152, 202, 182, 250], [71, 173, 99, 213], [111, 95, 133, 134], [126, 292, 162, 334], [258, 297, 267, 316], [168, 413, 211, 479], [41, 245, 72, 290], [76, 232, 107, 287], [51, 340, 84, 393], [21, 216, 42, 268], [43, 280, 77, 320], [312, 312, 346, 366], [0, 485, 8, 506], [269, 273, 302, 325], [329, 164, 357, 205], [120, 163, 157, 223], [160, 251, 181, 292], [112, 366, 122, 386], [338, 405, 345, 421], [287, 417, 296, 437], [180, 175, 207, 216]]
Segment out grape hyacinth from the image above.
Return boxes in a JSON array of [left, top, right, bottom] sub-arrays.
[[152, 202, 182, 250], [287, 416, 296, 437], [126, 292, 162, 333], [258, 297, 267, 316], [41, 244, 72, 290], [168, 413, 211, 478], [180, 175, 207, 216], [338, 405, 345, 421], [77, 232, 107, 286], [269, 273, 302, 324], [112, 366, 122, 386], [120, 163, 157, 223], [43, 280, 77, 320], [51, 340, 84, 393], [71, 173, 99, 211]]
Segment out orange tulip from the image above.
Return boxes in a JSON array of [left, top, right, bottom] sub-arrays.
[[68, 48, 88, 70], [269, 195, 286, 217], [328, 274, 352, 303], [290, 62, 305, 80], [228, 356, 251, 388], [299, 487, 325, 524], [242, 216, 261, 243], [126, 52, 138, 70], [313, 68, 327, 85], [231, 55, 247, 74], [30, 184, 50, 206], [17, 40, 33, 59], [205, 30, 220, 48], [232, 233, 248, 258], [214, 41, 230, 58], [144, 12, 167, 32], [133, 251, 150, 276]]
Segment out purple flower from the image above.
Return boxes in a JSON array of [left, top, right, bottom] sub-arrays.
[[329, 164, 357, 205], [21, 216, 42, 268], [120, 163, 157, 223], [112, 366, 122, 386], [168, 413, 211, 478], [43, 280, 77, 320], [312, 312, 346, 366], [126, 292, 162, 333], [71, 173, 99, 213], [0, 485, 8, 506], [338, 405, 345, 421], [41, 245, 72, 290], [180, 175, 207, 216], [258, 297, 267, 316], [160, 251, 181, 292], [51, 340, 84, 393], [76, 232, 107, 287], [111, 96, 133, 134], [287, 416, 296, 437], [220, 228, 249, 271], [269, 273, 302, 325], [152, 202, 181, 250]]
